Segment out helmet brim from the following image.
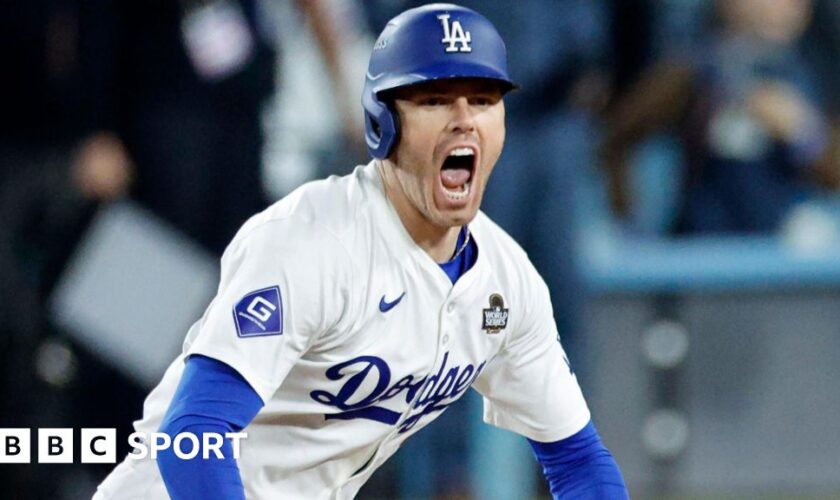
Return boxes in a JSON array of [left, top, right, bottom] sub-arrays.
[[370, 60, 518, 96]]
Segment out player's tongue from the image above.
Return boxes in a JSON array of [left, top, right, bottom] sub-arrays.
[[441, 168, 470, 189], [440, 148, 473, 190]]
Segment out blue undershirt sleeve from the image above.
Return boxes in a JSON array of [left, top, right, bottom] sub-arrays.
[[157, 355, 265, 500], [528, 420, 629, 500]]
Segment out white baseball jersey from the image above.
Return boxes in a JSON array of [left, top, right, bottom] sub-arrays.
[[94, 161, 590, 500]]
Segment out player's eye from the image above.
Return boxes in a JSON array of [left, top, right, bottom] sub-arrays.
[[419, 96, 446, 106], [470, 95, 497, 106]]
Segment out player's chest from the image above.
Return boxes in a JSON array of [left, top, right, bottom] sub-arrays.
[[336, 260, 515, 366], [288, 265, 518, 431]]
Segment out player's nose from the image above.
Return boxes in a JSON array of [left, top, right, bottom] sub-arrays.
[[446, 96, 476, 135]]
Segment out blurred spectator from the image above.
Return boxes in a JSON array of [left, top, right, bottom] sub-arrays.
[[609, 0, 655, 95], [1, 0, 272, 497], [113, 0, 363, 253], [91, 0, 276, 254], [805, 0, 840, 189], [603, 0, 837, 234], [1, 1, 373, 497], [260, 0, 371, 197], [0, 3, 140, 497]]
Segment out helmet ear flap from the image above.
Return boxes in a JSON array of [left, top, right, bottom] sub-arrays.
[[363, 90, 400, 160]]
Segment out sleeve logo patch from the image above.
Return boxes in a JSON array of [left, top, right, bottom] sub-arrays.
[[233, 286, 283, 337]]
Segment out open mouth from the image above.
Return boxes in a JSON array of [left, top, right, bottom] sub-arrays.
[[440, 147, 476, 201]]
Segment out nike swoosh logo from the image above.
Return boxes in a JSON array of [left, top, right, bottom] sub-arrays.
[[379, 292, 406, 313]]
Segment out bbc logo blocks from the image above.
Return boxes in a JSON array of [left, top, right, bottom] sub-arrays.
[[81, 428, 117, 463], [0, 428, 246, 463], [0, 429, 116, 464], [38, 428, 74, 463], [0, 429, 30, 463]]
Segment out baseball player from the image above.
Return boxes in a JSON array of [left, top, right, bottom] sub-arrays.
[[95, 4, 628, 499]]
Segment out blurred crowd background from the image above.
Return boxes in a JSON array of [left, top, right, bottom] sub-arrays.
[[1, 0, 839, 498]]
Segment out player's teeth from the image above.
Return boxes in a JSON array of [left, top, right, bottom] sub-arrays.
[[443, 182, 470, 200], [449, 147, 473, 157]]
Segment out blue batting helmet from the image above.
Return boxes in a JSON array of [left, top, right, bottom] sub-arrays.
[[362, 3, 517, 159]]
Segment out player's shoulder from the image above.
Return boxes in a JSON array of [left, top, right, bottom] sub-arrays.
[[229, 165, 372, 254], [473, 212, 535, 270], [472, 211, 546, 287], [473, 213, 554, 329]]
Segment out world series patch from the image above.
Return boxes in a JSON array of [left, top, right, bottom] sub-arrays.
[[233, 286, 283, 337], [482, 293, 508, 334]]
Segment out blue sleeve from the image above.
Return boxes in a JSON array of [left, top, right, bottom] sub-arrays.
[[528, 421, 629, 500], [157, 355, 265, 500]]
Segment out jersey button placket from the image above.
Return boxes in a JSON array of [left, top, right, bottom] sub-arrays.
[[366, 299, 451, 475]]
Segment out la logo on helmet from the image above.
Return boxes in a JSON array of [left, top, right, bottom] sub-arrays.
[[437, 14, 472, 52]]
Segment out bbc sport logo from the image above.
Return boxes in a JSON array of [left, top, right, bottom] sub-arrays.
[[0, 428, 247, 464]]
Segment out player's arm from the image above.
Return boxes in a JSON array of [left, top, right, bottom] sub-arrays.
[[528, 420, 628, 500], [155, 216, 353, 498], [157, 355, 263, 500], [472, 264, 628, 498]]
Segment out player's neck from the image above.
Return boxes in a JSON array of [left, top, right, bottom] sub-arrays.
[[379, 162, 461, 263], [405, 220, 462, 264]]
